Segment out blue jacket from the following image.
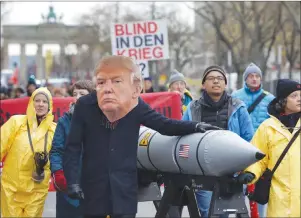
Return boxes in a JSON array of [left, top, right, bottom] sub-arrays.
[[232, 84, 275, 132], [50, 112, 80, 207], [182, 95, 254, 142]]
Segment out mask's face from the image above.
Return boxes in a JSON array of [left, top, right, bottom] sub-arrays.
[[33, 94, 49, 117], [285, 90, 301, 114], [95, 68, 140, 115]]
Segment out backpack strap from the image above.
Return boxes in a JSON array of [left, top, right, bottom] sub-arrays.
[[247, 92, 267, 114], [271, 128, 301, 175]]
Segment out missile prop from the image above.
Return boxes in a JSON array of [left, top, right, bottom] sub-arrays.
[[137, 126, 265, 177]]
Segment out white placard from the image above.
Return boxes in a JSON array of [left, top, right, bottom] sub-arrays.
[[111, 19, 169, 61]]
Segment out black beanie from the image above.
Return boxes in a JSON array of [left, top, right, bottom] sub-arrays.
[[276, 79, 301, 99], [202, 65, 227, 84]]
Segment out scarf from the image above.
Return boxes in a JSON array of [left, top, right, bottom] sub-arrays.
[[203, 91, 229, 111]]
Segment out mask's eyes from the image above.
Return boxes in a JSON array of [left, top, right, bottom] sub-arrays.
[[113, 79, 122, 84]]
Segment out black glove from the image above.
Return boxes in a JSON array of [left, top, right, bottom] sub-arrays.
[[195, 122, 223, 133], [237, 172, 255, 184], [68, 184, 84, 200]]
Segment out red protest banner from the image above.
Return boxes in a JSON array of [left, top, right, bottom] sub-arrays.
[[0, 92, 182, 126], [0, 92, 182, 192]]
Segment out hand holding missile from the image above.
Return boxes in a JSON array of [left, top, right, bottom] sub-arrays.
[[237, 172, 255, 184], [195, 122, 223, 133]]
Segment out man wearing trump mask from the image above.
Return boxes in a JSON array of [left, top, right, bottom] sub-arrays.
[[63, 55, 221, 218]]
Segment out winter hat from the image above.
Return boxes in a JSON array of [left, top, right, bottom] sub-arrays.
[[144, 77, 152, 81], [275, 79, 301, 99], [168, 69, 186, 87], [202, 65, 227, 84], [243, 63, 262, 81]]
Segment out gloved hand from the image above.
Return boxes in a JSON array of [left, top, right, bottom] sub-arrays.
[[52, 169, 67, 192], [237, 172, 255, 184], [195, 122, 223, 133], [68, 184, 84, 200]]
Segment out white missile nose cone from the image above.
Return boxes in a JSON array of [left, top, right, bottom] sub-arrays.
[[199, 130, 265, 176]]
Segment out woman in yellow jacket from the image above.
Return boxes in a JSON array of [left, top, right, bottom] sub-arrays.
[[1, 87, 56, 217], [238, 79, 301, 217]]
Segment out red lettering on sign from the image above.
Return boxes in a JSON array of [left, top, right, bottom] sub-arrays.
[[117, 50, 126, 55], [153, 46, 163, 58], [117, 46, 164, 60], [147, 21, 158, 34], [115, 24, 124, 36], [116, 22, 159, 36]]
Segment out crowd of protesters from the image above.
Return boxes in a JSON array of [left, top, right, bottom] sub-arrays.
[[0, 57, 300, 218]]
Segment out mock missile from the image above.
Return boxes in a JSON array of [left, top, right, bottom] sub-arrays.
[[137, 126, 265, 177]]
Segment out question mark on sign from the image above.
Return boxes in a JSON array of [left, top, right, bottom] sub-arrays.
[[139, 63, 146, 73]]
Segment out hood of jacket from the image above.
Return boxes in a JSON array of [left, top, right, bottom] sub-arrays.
[[26, 87, 54, 143]]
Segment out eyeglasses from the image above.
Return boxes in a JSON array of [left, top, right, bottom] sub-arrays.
[[206, 76, 225, 82]]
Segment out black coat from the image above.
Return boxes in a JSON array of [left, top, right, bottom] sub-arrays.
[[63, 91, 198, 215]]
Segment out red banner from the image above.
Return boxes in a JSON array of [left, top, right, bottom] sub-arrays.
[[0, 92, 182, 126], [0, 92, 182, 192]]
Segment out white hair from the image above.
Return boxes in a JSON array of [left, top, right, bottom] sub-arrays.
[[93, 55, 144, 91]]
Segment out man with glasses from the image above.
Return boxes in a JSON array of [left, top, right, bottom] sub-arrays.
[[182, 65, 254, 217]]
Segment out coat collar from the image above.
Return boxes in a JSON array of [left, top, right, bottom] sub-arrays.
[[244, 83, 262, 94], [267, 115, 300, 140]]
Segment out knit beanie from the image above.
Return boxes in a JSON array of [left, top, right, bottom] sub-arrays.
[[168, 69, 186, 87], [276, 79, 301, 99], [202, 65, 227, 84], [243, 63, 262, 81]]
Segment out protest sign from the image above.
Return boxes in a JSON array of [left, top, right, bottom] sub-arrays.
[[111, 20, 169, 61]]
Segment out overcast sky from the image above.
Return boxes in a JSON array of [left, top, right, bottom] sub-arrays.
[[4, 1, 194, 56]]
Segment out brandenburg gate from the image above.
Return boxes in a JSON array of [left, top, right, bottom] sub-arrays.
[[1, 6, 98, 85]]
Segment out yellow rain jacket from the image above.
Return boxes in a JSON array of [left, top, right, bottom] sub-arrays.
[[245, 116, 300, 217], [1, 87, 56, 217]]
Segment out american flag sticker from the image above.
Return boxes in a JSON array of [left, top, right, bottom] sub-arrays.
[[179, 144, 190, 158]]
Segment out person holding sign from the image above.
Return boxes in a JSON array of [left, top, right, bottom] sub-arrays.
[[168, 69, 193, 113], [1, 87, 56, 217], [63, 55, 221, 218]]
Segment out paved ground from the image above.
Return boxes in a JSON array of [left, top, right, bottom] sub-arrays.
[[43, 192, 191, 217], [43, 189, 252, 218]]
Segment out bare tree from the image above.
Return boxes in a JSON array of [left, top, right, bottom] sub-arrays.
[[151, 4, 197, 74], [188, 2, 283, 88], [281, 2, 301, 33], [279, 13, 301, 78]]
